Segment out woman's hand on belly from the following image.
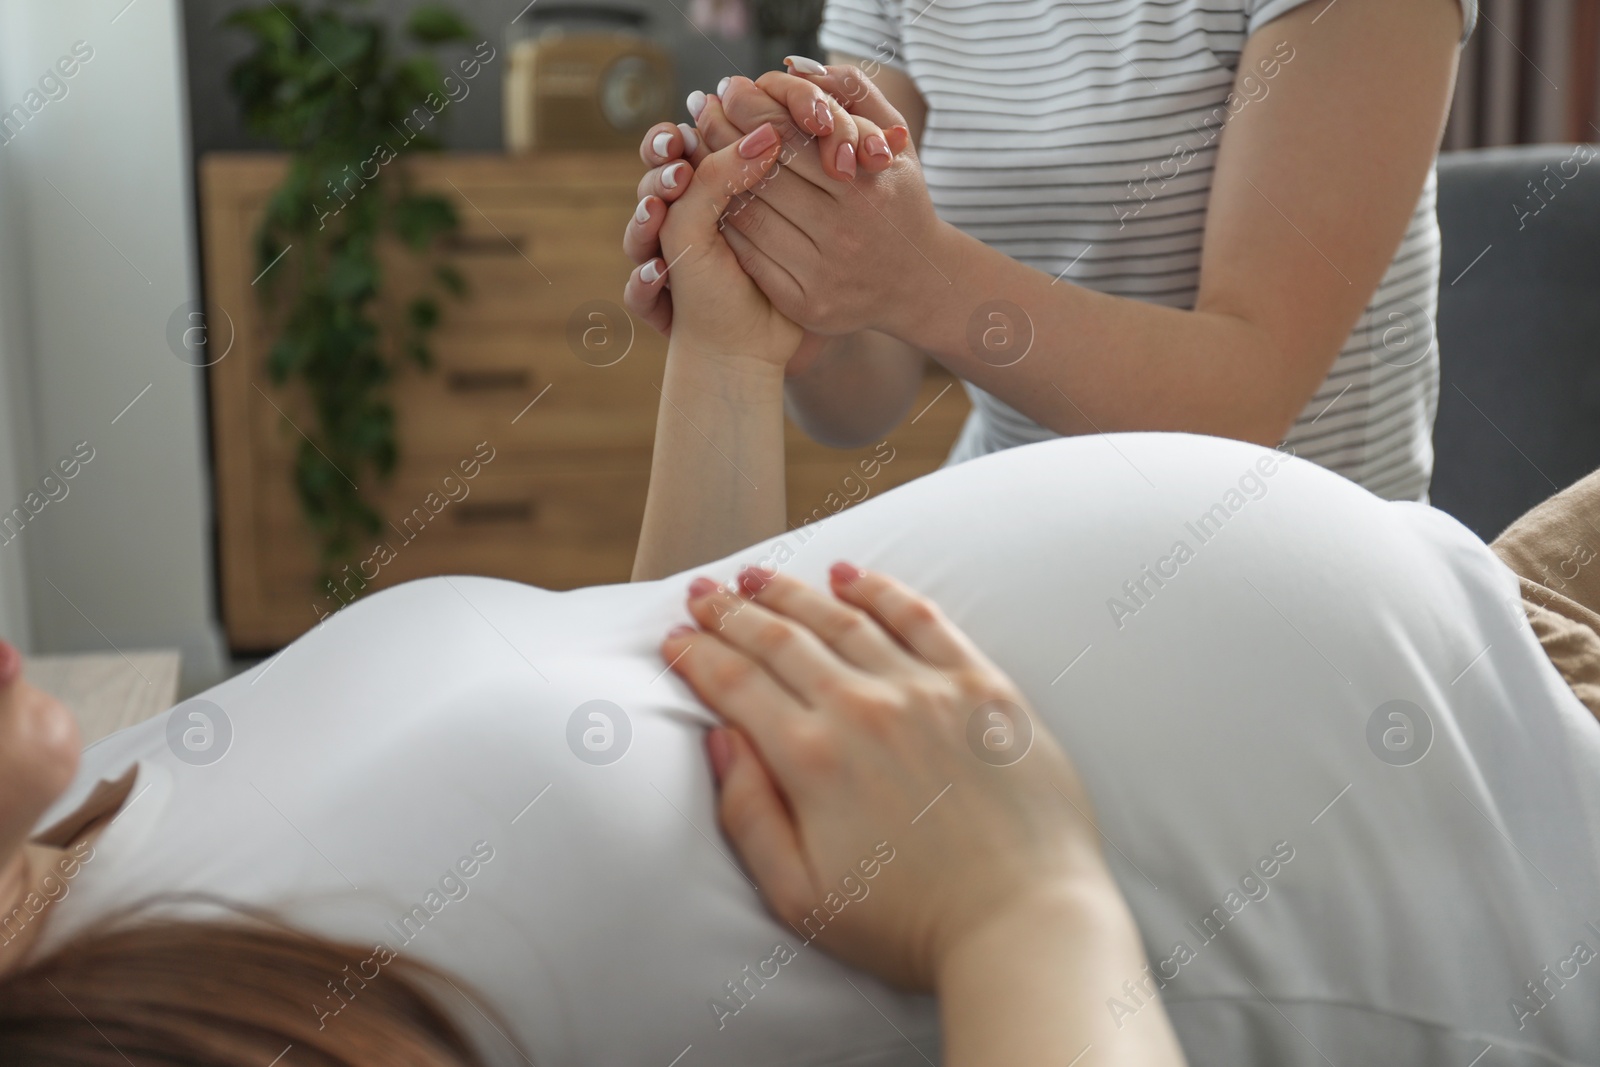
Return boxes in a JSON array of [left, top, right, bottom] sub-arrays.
[[661, 566, 1187, 1066], [662, 563, 1112, 984]]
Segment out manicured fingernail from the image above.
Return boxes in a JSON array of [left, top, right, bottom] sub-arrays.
[[0, 640, 18, 687], [707, 728, 732, 782], [738, 123, 779, 158], [687, 89, 707, 119], [862, 133, 890, 163], [652, 131, 674, 158], [886, 125, 910, 154], [688, 576, 719, 598], [634, 196, 652, 223], [678, 123, 700, 154], [785, 55, 827, 75], [640, 259, 664, 284], [717, 76, 731, 96], [830, 561, 864, 582], [835, 141, 857, 178], [661, 161, 687, 188], [738, 566, 774, 594], [667, 624, 696, 640], [811, 97, 833, 134]]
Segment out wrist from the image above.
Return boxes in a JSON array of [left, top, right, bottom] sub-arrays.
[[933, 868, 1187, 1067], [664, 337, 788, 396], [874, 218, 969, 349], [934, 874, 1130, 993], [666, 334, 789, 376]]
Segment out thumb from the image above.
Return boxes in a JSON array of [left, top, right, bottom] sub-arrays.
[[713, 727, 817, 935], [662, 122, 785, 256], [784, 60, 907, 134]]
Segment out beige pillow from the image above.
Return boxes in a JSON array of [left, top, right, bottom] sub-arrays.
[[1491, 468, 1600, 721]]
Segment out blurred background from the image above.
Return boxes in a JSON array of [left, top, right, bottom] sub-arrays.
[[178, 0, 1600, 155], [0, 0, 1595, 717]]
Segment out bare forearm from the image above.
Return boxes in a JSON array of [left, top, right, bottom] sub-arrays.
[[882, 223, 1308, 447], [782, 329, 926, 448], [632, 344, 789, 581], [938, 882, 1187, 1067]]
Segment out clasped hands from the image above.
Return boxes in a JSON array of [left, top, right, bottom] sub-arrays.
[[622, 60, 943, 369]]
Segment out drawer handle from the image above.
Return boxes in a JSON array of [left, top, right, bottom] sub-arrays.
[[446, 369, 532, 392], [453, 500, 537, 525], [443, 233, 529, 256]]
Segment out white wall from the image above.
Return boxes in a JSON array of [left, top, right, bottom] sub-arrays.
[[0, 129, 34, 646], [0, 0, 224, 693]]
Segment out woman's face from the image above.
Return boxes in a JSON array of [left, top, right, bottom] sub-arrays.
[[0, 640, 80, 861]]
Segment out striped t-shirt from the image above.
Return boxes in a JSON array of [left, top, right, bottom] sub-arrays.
[[820, 0, 1478, 501]]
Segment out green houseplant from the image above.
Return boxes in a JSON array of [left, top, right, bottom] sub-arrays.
[[227, 0, 473, 583]]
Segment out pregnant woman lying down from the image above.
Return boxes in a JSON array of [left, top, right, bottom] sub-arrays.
[[2, 132, 1598, 1067]]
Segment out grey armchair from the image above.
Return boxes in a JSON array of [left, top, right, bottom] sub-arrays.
[[1431, 143, 1600, 542]]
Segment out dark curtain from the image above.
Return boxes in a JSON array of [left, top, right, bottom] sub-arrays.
[[1445, 0, 1600, 148]]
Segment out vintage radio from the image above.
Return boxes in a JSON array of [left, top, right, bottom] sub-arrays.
[[504, 6, 674, 151]]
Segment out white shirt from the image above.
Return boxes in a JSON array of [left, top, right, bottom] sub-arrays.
[[37, 433, 1600, 1067], [820, 0, 1479, 501]]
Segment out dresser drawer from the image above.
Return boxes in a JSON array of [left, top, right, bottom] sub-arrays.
[[248, 326, 669, 462], [382, 204, 640, 331], [234, 451, 650, 639]]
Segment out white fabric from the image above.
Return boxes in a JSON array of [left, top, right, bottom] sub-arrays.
[[820, 0, 1478, 502], [36, 433, 1600, 1067]]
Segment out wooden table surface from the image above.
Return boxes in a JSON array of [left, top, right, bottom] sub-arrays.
[[27, 651, 181, 746]]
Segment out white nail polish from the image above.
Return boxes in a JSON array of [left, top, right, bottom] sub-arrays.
[[785, 55, 827, 75], [678, 123, 700, 155], [717, 76, 731, 96], [661, 162, 684, 189], [651, 131, 674, 158], [634, 197, 651, 223], [641, 260, 662, 283], [687, 89, 707, 119]]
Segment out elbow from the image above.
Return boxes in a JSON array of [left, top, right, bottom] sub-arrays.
[[783, 394, 910, 452], [1233, 407, 1299, 451], [1215, 381, 1311, 453], [1249, 352, 1338, 450], [801, 422, 900, 451], [1193, 311, 1325, 450]]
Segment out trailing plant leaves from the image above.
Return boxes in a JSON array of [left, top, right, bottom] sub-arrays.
[[394, 55, 448, 120], [224, 7, 298, 50], [254, 228, 288, 297], [267, 333, 310, 382], [435, 263, 466, 296], [309, 18, 372, 73], [408, 6, 473, 43], [228, 0, 474, 592], [266, 162, 320, 237], [326, 247, 379, 301], [393, 193, 457, 250], [405, 337, 434, 370], [408, 295, 440, 331]]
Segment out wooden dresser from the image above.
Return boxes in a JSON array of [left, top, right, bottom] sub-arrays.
[[200, 153, 969, 652]]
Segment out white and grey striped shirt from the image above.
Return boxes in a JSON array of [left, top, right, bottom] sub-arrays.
[[821, 0, 1477, 501]]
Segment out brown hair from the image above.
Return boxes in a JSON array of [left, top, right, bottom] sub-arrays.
[[0, 914, 492, 1066]]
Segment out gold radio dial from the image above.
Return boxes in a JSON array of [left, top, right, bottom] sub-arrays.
[[599, 54, 668, 132]]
